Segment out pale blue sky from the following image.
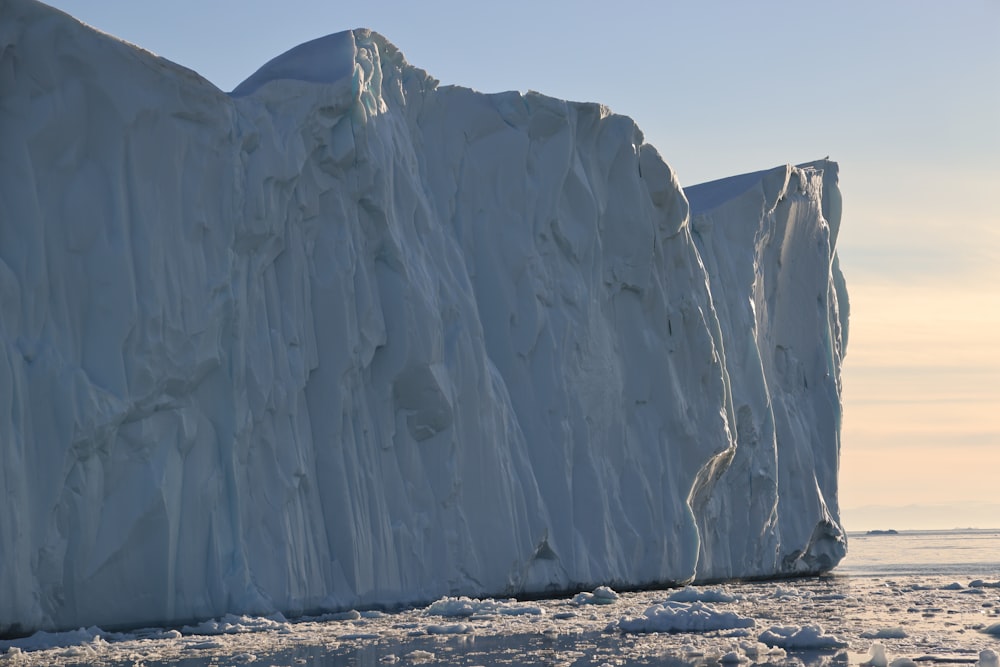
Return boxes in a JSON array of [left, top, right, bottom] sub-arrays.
[[42, 0, 1000, 528]]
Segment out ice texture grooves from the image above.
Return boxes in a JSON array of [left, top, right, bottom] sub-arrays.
[[0, 0, 848, 633]]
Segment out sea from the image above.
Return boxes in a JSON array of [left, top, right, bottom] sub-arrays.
[[2, 530, 998, 667]]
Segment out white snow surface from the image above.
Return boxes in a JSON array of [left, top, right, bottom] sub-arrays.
[[0, 0, 848, 633]]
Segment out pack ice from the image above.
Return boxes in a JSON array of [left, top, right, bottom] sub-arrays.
[[0, 0, 849, 634]]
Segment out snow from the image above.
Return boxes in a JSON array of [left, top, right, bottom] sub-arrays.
[[1, 0, 848, 634], [230, 31, 359, 97]]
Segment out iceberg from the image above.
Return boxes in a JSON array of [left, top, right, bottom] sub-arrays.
[[0, 0, 848, 634]]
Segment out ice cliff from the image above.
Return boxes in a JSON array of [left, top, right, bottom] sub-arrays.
[[0, 0, 849, 634]]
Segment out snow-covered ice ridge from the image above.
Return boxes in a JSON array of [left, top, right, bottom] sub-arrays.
[[0, 0, 849, 634]]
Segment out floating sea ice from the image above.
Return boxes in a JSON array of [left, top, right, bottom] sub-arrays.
[[616, 601, 755, 633], [770, 586, 803, 599], [424, 596, 541, 618], [309, 610, 363, 621], [573, 586, 619, 605], [977, 649, 999, 667], [425, 597, 483, 617], [757, 624, 847, 649], [0, 626, 109, 653], [406, 650, 436, 663], [811, 593, 849, 601], [862, 642, 888, 667], [667, 586, 738, 603], [741, 640, 785, 660], [424, 623, 473, 635], [181, 613, 291, 636], [58, 635, 108, 659], [498, 604, 544, 616], [860, 627, 908, 639], [593, 586, 619, 602]]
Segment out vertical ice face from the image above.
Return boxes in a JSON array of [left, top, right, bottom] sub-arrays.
[[685, 163, 848, 579], [0, 0, 848, 634]]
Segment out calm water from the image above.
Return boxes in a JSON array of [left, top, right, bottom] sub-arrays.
[[4, 530, 999, 666], [838, 529, 1000, 577]]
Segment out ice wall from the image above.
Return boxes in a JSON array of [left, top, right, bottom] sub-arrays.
[[0, 0, 848, 634], [685, 164, 849, 580]]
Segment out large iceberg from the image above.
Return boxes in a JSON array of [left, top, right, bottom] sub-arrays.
[[0, 0, 848, 634]]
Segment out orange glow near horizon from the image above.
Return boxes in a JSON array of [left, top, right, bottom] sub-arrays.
[[838, 279, 1000, 525]]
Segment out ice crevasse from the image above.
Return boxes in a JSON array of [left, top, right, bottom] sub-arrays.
[[0, 0, 849, 634]]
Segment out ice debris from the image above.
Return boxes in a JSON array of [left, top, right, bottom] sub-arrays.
[[424, 597, 543, 618], [667, 586, 739, 603], [860, 627, 908, 639], [573, 586, 620, 605], [862, 643, 889, 667], [616, 602, 755, 634], [181, 614, 291, 636], [757, 624, 847, 649], [978, 649, 1000, 667]]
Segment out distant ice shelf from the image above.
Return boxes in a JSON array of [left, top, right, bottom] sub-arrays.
[[0, 0, 848, 634]]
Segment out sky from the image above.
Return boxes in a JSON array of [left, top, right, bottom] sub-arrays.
[[41, 0, 1000, 531]]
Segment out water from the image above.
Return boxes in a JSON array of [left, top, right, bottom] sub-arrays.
[[3, 530, 998, 666], [838, 529, 1000, 577]]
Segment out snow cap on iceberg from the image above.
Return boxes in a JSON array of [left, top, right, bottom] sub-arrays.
[[232, 30, 359, 96]]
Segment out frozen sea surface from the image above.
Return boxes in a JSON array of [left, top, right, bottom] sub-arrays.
[[2, 531, 998, 666]]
